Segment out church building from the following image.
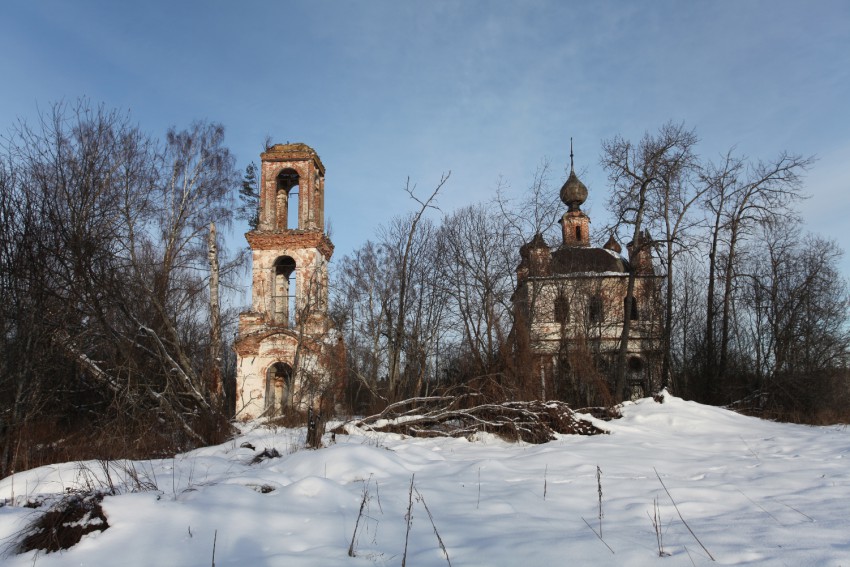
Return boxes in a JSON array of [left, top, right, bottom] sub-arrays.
[[233, 143, 341, 419], [512, 148, 662, 404]]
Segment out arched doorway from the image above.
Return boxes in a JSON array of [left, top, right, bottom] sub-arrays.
[[627, 356, 645, 400], [265, 362, 293, 414]]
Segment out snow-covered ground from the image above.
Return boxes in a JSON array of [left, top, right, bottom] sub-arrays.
[[1, 393, 849, 566]]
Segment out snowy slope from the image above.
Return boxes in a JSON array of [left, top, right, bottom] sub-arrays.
[[1, 393, 849, 566]]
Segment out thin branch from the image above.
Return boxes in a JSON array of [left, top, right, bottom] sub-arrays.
[[581, 517, 615, 554], [654, 468, 715, 561]]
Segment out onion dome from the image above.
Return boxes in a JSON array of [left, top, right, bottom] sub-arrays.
[[559, 139, 588, 212], [519, 233, 548, 258], [527, 232, 548, 249], [603, 234, 622, 254]]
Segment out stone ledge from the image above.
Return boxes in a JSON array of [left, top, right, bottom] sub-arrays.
[[246, 231, 334, 259]]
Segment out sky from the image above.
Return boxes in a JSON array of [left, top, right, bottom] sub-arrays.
[[2, 0, 850, 299]]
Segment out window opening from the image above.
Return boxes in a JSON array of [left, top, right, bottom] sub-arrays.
[[276, 169, 299, 230], [628, 356, 644, 372], [576, 226, 582, 241], [624, 296, 639, 320], [554, 295, 570, 324], [588, 295, 603, 323], [273, 256, 297, 325]]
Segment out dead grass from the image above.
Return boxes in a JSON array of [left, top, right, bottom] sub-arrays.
[[6, 410, 234, 477]]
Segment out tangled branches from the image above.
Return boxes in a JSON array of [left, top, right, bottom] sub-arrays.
[[339, 395, 608, 443]]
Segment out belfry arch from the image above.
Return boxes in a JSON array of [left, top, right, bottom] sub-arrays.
[[275, 168, 300, 230], [272, 255, 297, 325]]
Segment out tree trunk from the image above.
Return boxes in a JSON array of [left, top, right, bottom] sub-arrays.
[[719, 225, 739, 386], [704, 204, 723, 401], [615, 178, 652, 401], [208, 222, 222, 405]]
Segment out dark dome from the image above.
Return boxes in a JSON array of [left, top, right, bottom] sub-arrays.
[[551, 246, 626, 274], [560, 170, 588, 211], [519, 233, 549, 259], [603, 234, 622, 254]]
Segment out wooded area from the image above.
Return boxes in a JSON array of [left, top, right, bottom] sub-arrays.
[[0, 102, 242, 477]]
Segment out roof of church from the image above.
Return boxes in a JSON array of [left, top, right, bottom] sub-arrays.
[[551, 246, 627, 274], [603, 234, 622, 254]]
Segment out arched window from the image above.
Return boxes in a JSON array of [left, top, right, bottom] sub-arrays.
[[624, 296, 639, 320], [575, 226, 582, 241], [265, 362, 293, 413], [588, 295, 603, 323], [273, 256, 296, 325], [275, 168, 299, 229], [554, 294, 570, 324]]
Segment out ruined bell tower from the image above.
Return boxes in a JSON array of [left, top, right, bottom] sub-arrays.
[[234, 143, 339, 419]]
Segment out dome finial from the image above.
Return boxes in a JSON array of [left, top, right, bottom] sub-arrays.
[[570, 137, 574, 172]]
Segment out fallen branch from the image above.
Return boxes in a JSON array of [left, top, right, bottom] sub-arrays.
[[336, 395, 606, 443]]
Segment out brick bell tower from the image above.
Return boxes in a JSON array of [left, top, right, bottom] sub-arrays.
[[234, 143, 339, 419]]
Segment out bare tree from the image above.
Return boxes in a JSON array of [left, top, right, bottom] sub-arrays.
[[699, 149, 812, 399], [438, 204, 514, 378], [601, 121, 698, 400], [743, 220, 849, 385], [331, 174, 449, 409], [494, 160, 563, 254], [385, 174, 449, 400], [643, 132, 703, 390]]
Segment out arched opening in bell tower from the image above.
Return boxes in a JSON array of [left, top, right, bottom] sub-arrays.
[[276, 168, 300, 230], [272, 255, 297, 325], [265, 362, 293, 414]]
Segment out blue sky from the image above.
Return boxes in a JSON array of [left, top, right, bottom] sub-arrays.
[[3, 1, 849, 297]]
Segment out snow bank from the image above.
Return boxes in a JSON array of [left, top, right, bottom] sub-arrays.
[[2, 394, 849, 565]]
